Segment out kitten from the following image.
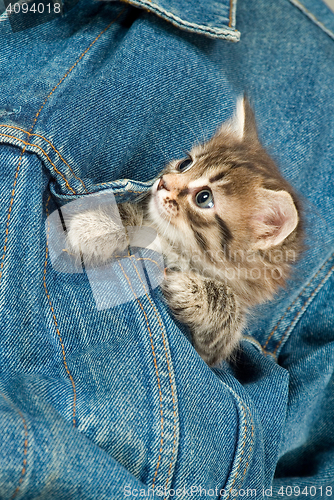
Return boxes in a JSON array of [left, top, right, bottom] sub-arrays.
[[66, 97, 303, 366]]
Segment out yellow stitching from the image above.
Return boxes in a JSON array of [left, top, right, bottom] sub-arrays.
[[0, 125, 88, 192], [273, 260, 334, 355], [0, 392, 29, 500], [44, 195, 77, 426], [114, 190, 148, 195], [237, 409, 254, 497], [30, 10, 125, 131], [224, 401, 248, 500], [116, 258, 165, 488], [228, 413, 254, 499], [0, 149, 25, 284], [0, 133, 76, 194], [131, 256, 164, 274], [263, 252, 334, 350], [125, 257, 177, 493], [0, 10, 126, 277], [58, 189, 148, 198], [242, 336, 274, 357], [229, 0, 233, 28], [225, 411, 247, 498], [112, 255, 164, 274]]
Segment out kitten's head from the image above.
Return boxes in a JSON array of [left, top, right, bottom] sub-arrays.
[[149, 97, 303, 304]]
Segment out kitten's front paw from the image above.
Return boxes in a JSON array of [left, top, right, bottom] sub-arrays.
[[66, 209, 128, 266], [162, 271, 207, 326], [162, 271, 245, 366]]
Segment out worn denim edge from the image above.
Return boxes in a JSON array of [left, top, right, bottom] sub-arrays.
[[289, 0, 334, 41], [218, 383, 254, 496], [269, 250, 334, 357], [120, 0, 241, 41]]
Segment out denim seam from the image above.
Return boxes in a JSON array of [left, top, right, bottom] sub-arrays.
[[0, 125, 88, 192], [229, 0, 233, 27], [273, 255, 334, 355], [116, 259, 166, 488], [263, 251, 334, 353], [220, 387, 253, 499], [0, 133, 77, 194], [0, 392, 29, 500], [233, 405, 254, 497], [55, 190, 147, 200], [0, 151, 24, 285], [112, 255, 164, 274], [116, 257, 178, 495], [30, 9, 126, 133], [44, 195, 77, 427], [243, 336, 276, 358], [221, 402, 249, 500], [240, 408, 254, 490], [127, 257, 178, 492], [223, 408, 247, 500], [289, 0, 334, 41], [122, 0, 240, 40], [0, 128, 149, 198], [115, 190, 149, 196], [0, 13, 125, 285]]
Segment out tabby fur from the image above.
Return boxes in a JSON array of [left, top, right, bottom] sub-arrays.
[[67, 97, 303, 366]]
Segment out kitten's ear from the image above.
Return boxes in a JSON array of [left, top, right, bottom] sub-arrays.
[[218, 96, 259, 144], [252, 189, 298, 250]]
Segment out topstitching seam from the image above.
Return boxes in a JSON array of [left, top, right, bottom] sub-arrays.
[[235, 406, 254, 497], [263, 251, 334, 351], [112, 255, 164, 274], [289, 0, 334, 41], [221, 395, 252, 500], [44, 195, 77, 427], [273, 258, 334, 355], [0, 9, 126, 288], [123, 0, 239, 38], [116, 258, 166, 490], [0, 125, 88, 192], [126, 256, 178, 494], [0, 133, 76, 194], [30, 9, 125, 131], [0, 10, 126, 432]]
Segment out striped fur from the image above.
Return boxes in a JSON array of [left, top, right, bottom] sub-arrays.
[[67, 97, 303, 366]]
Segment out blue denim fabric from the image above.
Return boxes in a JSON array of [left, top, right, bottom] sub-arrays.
[[0, 0, 334, 498]]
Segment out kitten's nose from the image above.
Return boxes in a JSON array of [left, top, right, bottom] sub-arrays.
[[157, 176, 170, 191]]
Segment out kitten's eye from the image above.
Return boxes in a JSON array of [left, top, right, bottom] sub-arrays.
[[195, 189, 214, 209], [177, 158, 193, 172]]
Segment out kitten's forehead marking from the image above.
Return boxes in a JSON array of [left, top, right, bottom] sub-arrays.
[[188, 178, 210, 190]]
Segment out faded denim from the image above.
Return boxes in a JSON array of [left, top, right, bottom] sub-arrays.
[[0, 0, 333, 498]]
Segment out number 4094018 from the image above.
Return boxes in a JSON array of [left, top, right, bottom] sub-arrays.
[[6, 3, 61, 14]]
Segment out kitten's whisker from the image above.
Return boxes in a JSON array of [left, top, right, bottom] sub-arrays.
[[179, 118, 203, 150], [193, 115, 208, 145], [155, 141, 171, 166]]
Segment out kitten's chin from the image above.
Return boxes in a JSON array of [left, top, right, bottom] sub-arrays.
[[149, 194, 170, 228], [148, 192, 181, 248]]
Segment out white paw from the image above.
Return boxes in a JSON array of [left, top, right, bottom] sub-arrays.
[[66, 209, 127, 265]]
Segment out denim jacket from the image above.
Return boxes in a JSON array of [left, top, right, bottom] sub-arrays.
[[0, 0, 334, 498]]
